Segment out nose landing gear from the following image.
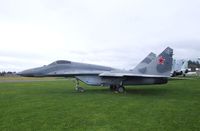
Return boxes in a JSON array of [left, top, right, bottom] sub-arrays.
[[75, 79, 85, 92]]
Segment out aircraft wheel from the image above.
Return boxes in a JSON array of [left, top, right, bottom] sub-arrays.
[[116, 86, 125, 93], [76, 87, 85, 92]]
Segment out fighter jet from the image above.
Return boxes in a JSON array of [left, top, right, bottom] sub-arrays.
[[171, 59, 189, 77], [17, 47, 173, 93]]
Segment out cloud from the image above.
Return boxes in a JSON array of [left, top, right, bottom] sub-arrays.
[[0, 0, 200, 71]]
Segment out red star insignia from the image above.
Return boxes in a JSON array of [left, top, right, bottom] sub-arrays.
[[158, 56, 165, 65]]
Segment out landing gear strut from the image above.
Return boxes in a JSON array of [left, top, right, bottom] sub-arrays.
[[75, 79, 85, 92]]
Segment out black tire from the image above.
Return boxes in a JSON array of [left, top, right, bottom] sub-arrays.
[[116, 86, 125, 93], [76, 87, 85, 92]]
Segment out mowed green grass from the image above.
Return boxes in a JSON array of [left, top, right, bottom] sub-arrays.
[[0, 77, 199, 131]]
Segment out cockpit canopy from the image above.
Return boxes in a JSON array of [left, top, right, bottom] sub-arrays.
[[49, 60, 71, 66]]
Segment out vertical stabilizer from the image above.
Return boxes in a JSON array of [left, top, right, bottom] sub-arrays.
[[135, 47, 173, 77], [130, 52, 156, 73]]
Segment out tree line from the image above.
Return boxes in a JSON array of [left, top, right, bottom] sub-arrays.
[[188, 60, 200, 71], [0, 71, 16, 76]]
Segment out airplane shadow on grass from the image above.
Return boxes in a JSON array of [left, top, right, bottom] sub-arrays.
[[125, 88, 170, 96], [83, 86, 170, 96]]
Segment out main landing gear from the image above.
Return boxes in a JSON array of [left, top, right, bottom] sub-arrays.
[[74, 79, 125, 93], [110, 85, 125, 93], [75, 79, 85, 92]]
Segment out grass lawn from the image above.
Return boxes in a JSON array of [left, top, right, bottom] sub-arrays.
[[0, 77, 199, 131]]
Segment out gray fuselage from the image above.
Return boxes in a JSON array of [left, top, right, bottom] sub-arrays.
[[18, 60, 167, 86]]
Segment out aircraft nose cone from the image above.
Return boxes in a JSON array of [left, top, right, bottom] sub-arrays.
[[17, 67, 45, 77], [17, 70, 35, 77]]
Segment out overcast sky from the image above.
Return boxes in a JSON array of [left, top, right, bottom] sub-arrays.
[[0, 0, 200, 71]]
